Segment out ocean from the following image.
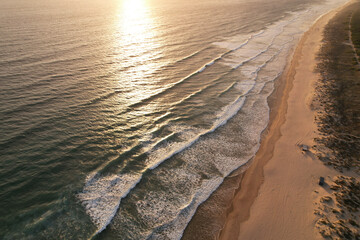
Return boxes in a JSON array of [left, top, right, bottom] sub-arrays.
[[0, 0, 348, 239]]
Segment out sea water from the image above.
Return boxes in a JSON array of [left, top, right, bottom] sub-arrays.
[[0, 0, 348, 239]]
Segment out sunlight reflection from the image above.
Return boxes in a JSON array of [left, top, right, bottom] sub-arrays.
[[120, 0, 155, 44], [113, 0, 163, 109]]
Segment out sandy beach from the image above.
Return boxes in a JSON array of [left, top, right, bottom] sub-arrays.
[[218, 1, 358, 239], [2, 0, 359, 238]]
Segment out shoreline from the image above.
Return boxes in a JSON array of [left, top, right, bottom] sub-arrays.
[[218, 1, 355, 239]]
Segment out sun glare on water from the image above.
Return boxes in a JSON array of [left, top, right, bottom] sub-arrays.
[[113, 0, 162, 108], [118, 0, 155, 44]]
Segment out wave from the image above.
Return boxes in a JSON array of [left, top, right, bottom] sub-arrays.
[[1, 28, 270, 132], [146, 75, 285, 240], [75, 4, 347, 237], [217, 81, 238, 97], [0, 9, 291, 156], [147, 177, 224, 240], [82, 90, 123, 107], [77, 173, 142, 235], [77, 93, 247, 234], [125, 33, 272, 112], [76, 23, 286, 237], [173, 47, 212, 64]]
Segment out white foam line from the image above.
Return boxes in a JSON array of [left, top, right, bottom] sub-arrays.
[[197, 66, 206, 73], [232, 17, 297, 70], [145, 177, 224, 240], [146, 2, 352, 239], [80, 95, 247, 237], [81, 91, 248, 234], [197, 30, 265, 74], [79, 173, 142, 236], [149, 96, 246, 171], [82, 29, 288, 240], [150, 74, 283, 240], [170, 3, 352, 240], [80, 1, 351, 236], [80, 32, 287, 235]]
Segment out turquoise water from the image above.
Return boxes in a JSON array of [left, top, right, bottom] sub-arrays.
[[0, 0, 346, 238]]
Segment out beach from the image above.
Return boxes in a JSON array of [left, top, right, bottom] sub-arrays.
[[1, 0, 358, 238], [217, 1, 360, 239]]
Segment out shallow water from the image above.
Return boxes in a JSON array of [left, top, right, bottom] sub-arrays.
[[0, 0, 348, 238]]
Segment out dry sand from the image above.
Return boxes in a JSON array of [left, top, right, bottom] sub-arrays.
[[218, 2, 354, 240]]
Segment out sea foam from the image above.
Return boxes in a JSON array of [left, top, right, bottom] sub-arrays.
[[78, 0, 350, 238]]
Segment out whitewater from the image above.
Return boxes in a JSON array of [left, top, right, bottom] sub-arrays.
[[0, 0, 349, 239]]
